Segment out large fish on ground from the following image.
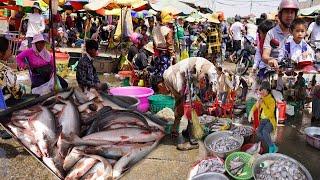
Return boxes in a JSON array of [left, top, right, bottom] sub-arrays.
[[82, 127, 163, 145], [57, 100, 80, 157], [84, 142, 153, 160], [42, 146, 66, 179], [65, 157, 98, 180], [81, 154, 113, 180], [112, 140, 160, 179], [7, 123, 42, 158], [29, 106, 57, 157], [86, 110, 150, 135], [63, 146, 86, 172]]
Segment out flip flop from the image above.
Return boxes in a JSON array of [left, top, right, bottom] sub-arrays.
[[177, 142, 199, 151]]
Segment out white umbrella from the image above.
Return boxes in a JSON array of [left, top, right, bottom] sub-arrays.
[[150, 0, 196, 15]]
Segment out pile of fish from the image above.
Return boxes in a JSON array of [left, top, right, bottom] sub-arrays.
[[229, 157, 245, 176], [199, 115, 214, 124], [257, 158, 307, 180], [7, 88, 165, 179], [196, 158, 225, 174], [231, 125, 253, 137], [209, 136, 241, 153]]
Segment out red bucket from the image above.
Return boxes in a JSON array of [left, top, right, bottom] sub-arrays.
[[184, 101, 203, 120], [277, 101, 287, 123], [241, 143, 265, 154]]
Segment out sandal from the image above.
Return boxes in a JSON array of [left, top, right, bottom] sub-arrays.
[[177, 142, 199, 151]]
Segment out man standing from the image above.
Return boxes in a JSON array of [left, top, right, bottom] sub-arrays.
[[229, 15, 245, 61], [219, 12, 229, 62], [197, 13, 222, 65], [262, 0, 299, 70], [307, 14, 320, 45]]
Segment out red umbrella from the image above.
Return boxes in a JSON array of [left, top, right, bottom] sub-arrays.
[[70, 1, 84, 11], [0, 5, 19, 11]]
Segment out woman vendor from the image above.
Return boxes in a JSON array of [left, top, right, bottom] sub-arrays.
[[16, 34, 68, 91], [163, 57, 218, 150]]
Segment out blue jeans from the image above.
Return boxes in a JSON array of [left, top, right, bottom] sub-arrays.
[[257, 119, 274, 146]]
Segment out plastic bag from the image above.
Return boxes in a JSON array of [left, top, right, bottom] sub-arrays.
[[180, 49, 189, 60], [152, 25, 167, 49], [32, 75, 55, 95], [32, 75, 63, 95]]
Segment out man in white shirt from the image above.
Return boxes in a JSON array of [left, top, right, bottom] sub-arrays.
[[26, 2, 45, 48], [307, 15, 320, 44], [229, 15, 244, 60], [262, 0, 299, 70], [246, 18, 258, 41]]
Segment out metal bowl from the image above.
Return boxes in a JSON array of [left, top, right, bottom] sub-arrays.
[[304, 127, 320, 150], [252, 153, 313, 180], [204, 131, 244, 159], [231, 124, 254, 138], [191, 172, 229, 180]]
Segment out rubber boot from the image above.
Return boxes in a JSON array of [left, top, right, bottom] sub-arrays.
[[176, 133, 199, 151], [187, 122, 198, 146]]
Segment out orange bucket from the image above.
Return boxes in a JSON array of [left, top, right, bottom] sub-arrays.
[[277, 101, 287, 123]]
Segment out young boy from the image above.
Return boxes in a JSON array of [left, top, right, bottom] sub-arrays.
[[76, 40, 108, 91], [279, 18, 314, 64]]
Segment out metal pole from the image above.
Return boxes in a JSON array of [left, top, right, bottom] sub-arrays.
[[250, 0, 253, 14], [49, 0, 57, 93]]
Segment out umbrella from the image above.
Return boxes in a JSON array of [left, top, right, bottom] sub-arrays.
[[150, 0, 196, 15], [300, 5, 320, 16], [96, 8, 121, 16], [84, 0, 147, 11]]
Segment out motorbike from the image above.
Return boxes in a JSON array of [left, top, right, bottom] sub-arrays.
[[235, 36, 256, 75]]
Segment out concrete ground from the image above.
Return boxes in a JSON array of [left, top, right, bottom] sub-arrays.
[[0, 62, 319, 180]]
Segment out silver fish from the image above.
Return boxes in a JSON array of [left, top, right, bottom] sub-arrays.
[[82, 127, 163, 144], [113, 140, 160, 179], [29, 106, 57, 157], [86, 110, 150, 135], [42, 147, 66, 179], [197, 158, 225, 174], [58, 100, 80, 136], [209, 136, 240, 153], [63, 146, 86, 171], [257, 158, 307, 180], [81, 154, 113, 180], [84, 143, 152, 160], [65, 157, 98, 180], [7, 123, 42, 158]]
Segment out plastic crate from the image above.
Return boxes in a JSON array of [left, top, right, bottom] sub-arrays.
[[148, 94, 175, 113]]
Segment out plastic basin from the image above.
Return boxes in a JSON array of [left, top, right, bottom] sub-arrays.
[[109, 86, 154, 112]]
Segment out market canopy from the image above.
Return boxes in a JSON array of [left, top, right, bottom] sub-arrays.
[[84, 0, 147, 11], [150, 0, 196, 15], [300, 5, 320, 16]]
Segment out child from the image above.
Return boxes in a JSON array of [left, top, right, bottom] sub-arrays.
[[253, 20, 275, 80], [278, 18, 314, 64], [217, 67, 233, 105], [76, 40, 108, 91], [251, 81, 278, 153]]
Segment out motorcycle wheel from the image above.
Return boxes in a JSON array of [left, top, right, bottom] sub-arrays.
[[236, 57, 250, 75]]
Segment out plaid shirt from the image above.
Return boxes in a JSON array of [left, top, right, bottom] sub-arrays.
[[76, 53, 100, 88], [197, 23, 222, 54]]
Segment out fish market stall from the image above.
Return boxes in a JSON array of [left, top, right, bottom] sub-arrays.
[[0, 88, 167, 179], [187, 114, 314, 180]]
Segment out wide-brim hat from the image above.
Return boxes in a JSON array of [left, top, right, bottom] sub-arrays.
[[206, 13, 220, 23], [32, 34, 46, 44], [32, 2, 42, 11], [143, 42, 154, 54]]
